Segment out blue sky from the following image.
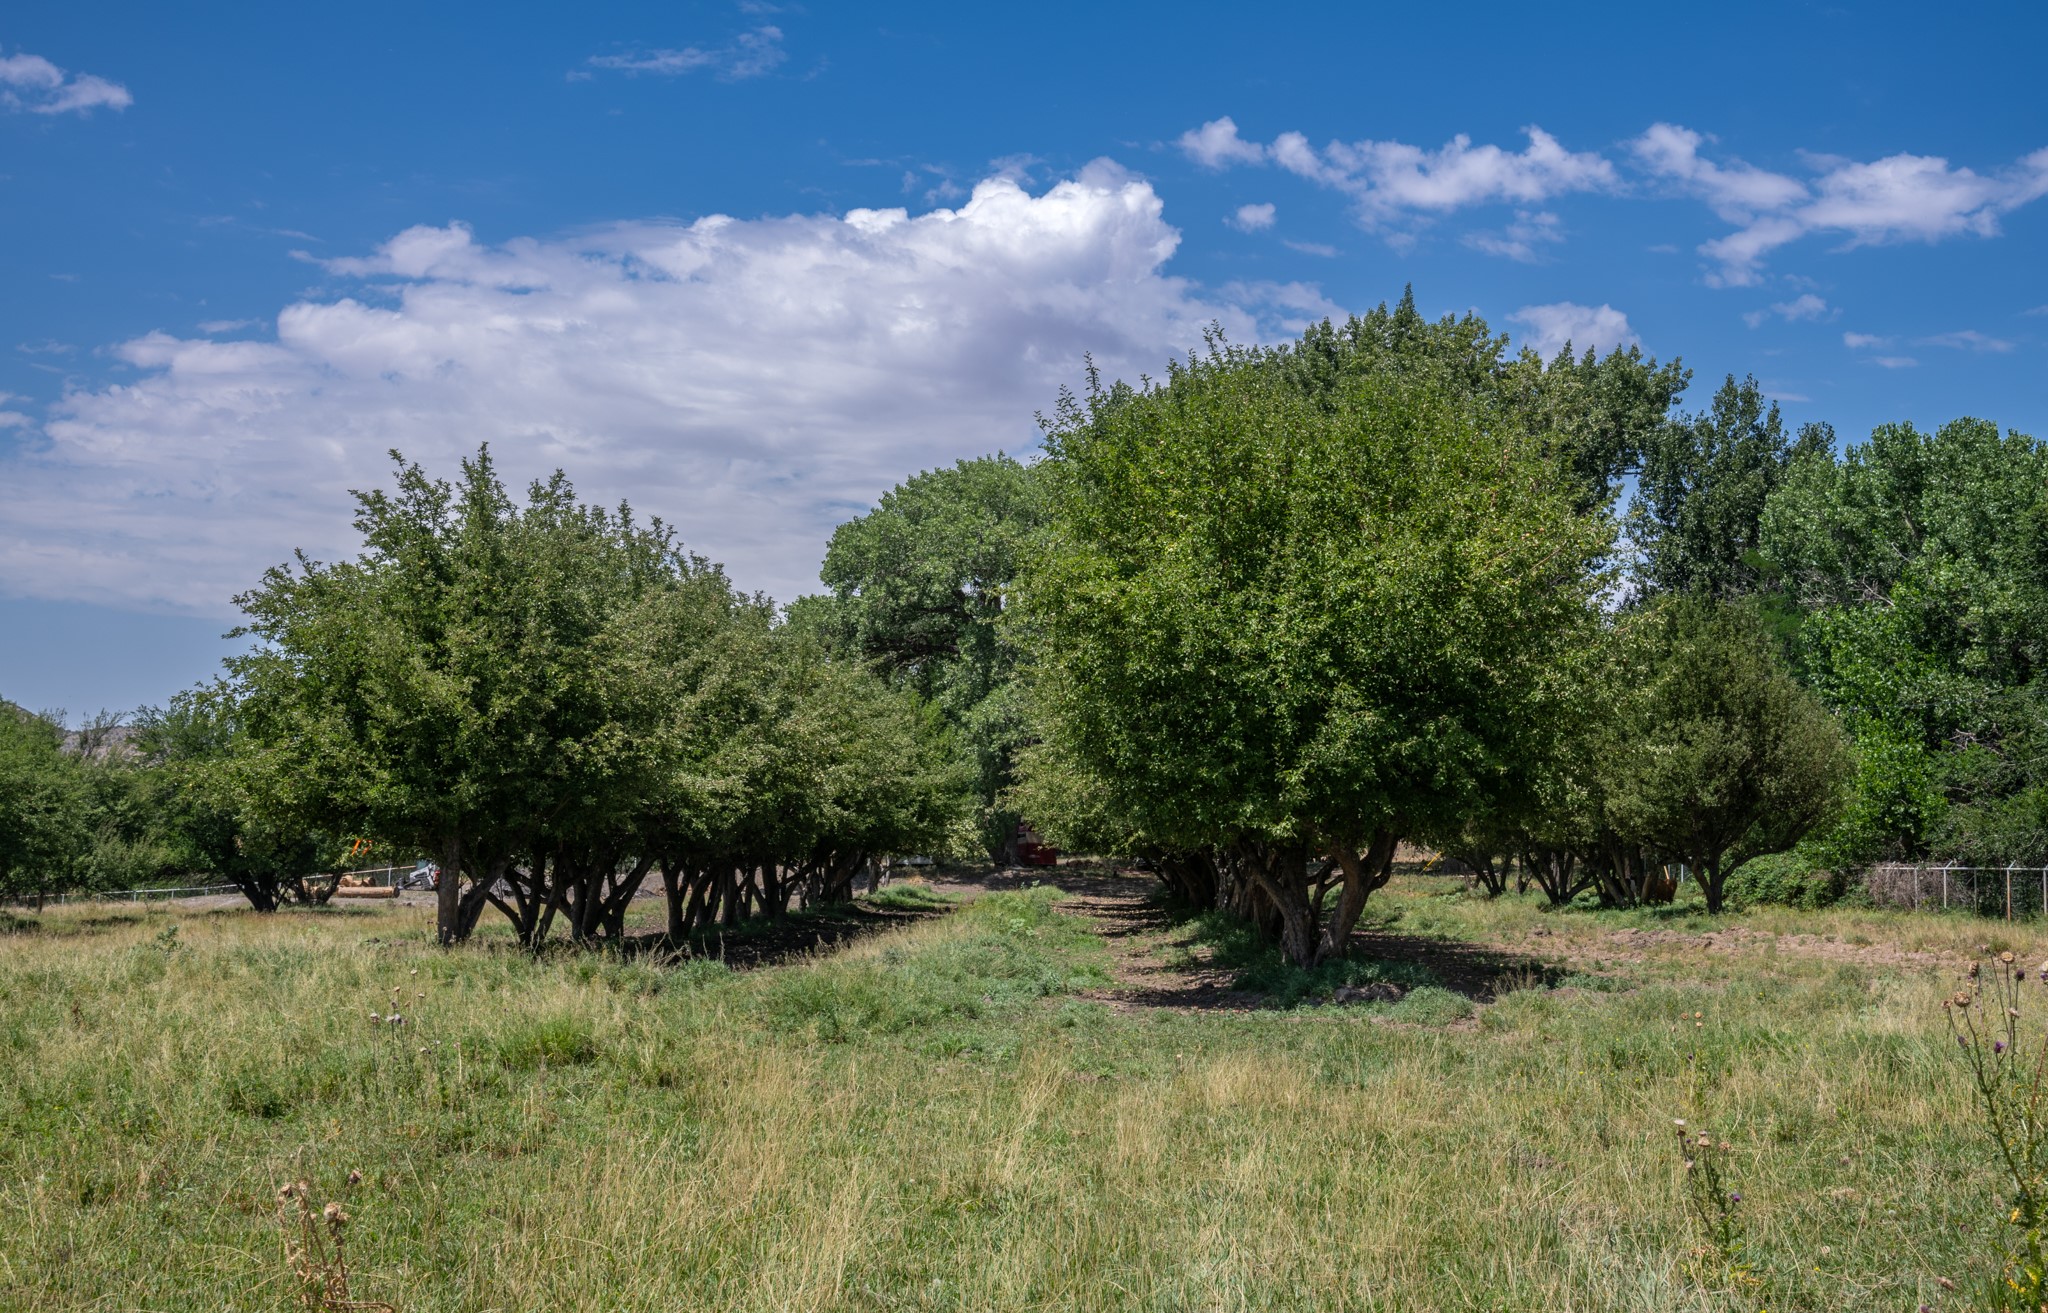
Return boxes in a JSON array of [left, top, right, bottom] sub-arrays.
[[3, 1, 2046, 718]]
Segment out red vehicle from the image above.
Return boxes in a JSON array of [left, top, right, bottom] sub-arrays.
[[1014, 821, 1059, 868]]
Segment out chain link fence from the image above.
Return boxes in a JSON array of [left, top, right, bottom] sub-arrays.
[[1867, 863, 2048, 920]]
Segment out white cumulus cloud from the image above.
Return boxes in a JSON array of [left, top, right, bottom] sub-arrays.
[[1175, 118, 1614, 243], [1508, 302, 1639, 358], [0, 48, 131, 115], [1177, 117, 1268, 169], [1632, 122, 2048, 285], [1227, 202, 1276, 232], [0, 164, 1324, 614]]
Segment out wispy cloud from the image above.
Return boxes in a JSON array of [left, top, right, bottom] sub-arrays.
[[1917, 329, 2014, 353], [1743, 293, 1833, 328], [1632, 122, 2048, 286], [1283, 239, 1339, 257], [0, 47, 130, 115], [583, 26, 786, 81], [1842, 331, 1891, 349], [1463, 209, 1563, 262], [1870, 356, 1918, 369]]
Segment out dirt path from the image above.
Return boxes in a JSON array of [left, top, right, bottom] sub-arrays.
[[930, 863, 1565, 1012]]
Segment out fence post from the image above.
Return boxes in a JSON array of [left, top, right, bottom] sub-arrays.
[[2009, 864, 2017, 923], [1943, 864, 1949, 909]]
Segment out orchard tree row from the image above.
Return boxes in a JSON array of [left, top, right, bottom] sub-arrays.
[[8, 452, 967, 946], [812, 293, 2048, 963], [9, 289, 2046, 964]]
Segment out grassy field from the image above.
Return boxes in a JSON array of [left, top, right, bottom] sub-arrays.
[[0, 869, 2032, 1311]]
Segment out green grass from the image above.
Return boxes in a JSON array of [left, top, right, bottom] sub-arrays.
[[0, 875, 2027, 1310], [860, 881, 960, 913]]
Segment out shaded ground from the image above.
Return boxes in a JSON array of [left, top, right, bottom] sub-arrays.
[[934, 861, 1565, 1013], [616, 902, 951, 970]]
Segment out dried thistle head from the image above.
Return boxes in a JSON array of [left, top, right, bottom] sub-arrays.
[[346, 1169, 362, 1187], [2001, 951, 2016, 964]]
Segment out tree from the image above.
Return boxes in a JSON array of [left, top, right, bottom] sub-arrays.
[[1634, 375, 1829, 598], [1602, 597, 1852, 913], [805, 454, 1043, 859], [1018, 325, 1611, 965], [230, 448, 711, 944], [132, 687, 333, 912], [0, 705, 91, 908], [225, 446, 971, 949], [1761, 417, 2048, 864]]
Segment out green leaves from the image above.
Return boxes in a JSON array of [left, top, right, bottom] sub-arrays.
[[221, 448, 971, 939], [1599, 596, 1853, 910], [1017, 315, 1611, 859]]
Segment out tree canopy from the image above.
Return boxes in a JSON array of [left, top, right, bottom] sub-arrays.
[[1015, 322, 1612, 964]]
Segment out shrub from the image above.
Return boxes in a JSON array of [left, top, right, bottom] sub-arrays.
[[1724, 851, 1847, 910], [1387, 986, 1475, 1026]]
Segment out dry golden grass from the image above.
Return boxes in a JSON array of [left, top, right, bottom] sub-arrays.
[[0, 879, 2022, 1310]]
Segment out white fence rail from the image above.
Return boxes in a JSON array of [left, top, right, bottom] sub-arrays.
[[1868, 863, 2048, 920], [6, 882, 242, 908]]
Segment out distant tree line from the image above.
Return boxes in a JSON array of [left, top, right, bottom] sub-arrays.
[[6, 288, 2043, 963]]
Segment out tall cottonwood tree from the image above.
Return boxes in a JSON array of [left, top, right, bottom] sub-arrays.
[[805, 454, 1043, 858], [1633, 374, 1830, 598]]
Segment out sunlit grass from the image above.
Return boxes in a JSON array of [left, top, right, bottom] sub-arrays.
[[0, 878, 2018, 1310]]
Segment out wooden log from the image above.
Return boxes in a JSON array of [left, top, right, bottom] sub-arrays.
[[334, 885, 399, 899]]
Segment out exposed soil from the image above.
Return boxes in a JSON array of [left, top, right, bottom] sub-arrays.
[[1553, 923, 1963, 972]]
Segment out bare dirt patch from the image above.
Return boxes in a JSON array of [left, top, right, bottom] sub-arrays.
[[1532, 923, 1962, 972]]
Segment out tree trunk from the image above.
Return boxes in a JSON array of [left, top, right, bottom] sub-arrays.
[[1240, 841, 1316, 967], [1701, 853, 1726, 914], [1317, 831, 1398, 964], [234, 873, 280, 913], [436, 834, 463, 945]]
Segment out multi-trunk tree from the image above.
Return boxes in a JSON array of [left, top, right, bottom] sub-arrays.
[[227, 447, 966, 947], [1017, 323, 1613, 965]]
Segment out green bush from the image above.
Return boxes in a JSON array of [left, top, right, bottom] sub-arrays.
[[1724, 851, 1847, 910], [1387, 986, 1475, 1026]]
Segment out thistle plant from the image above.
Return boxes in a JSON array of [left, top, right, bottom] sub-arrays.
[[1946, 952, 2048, 1306], [275, 1173, 393, 1312], [1671, 1118, 1746, 1269]]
